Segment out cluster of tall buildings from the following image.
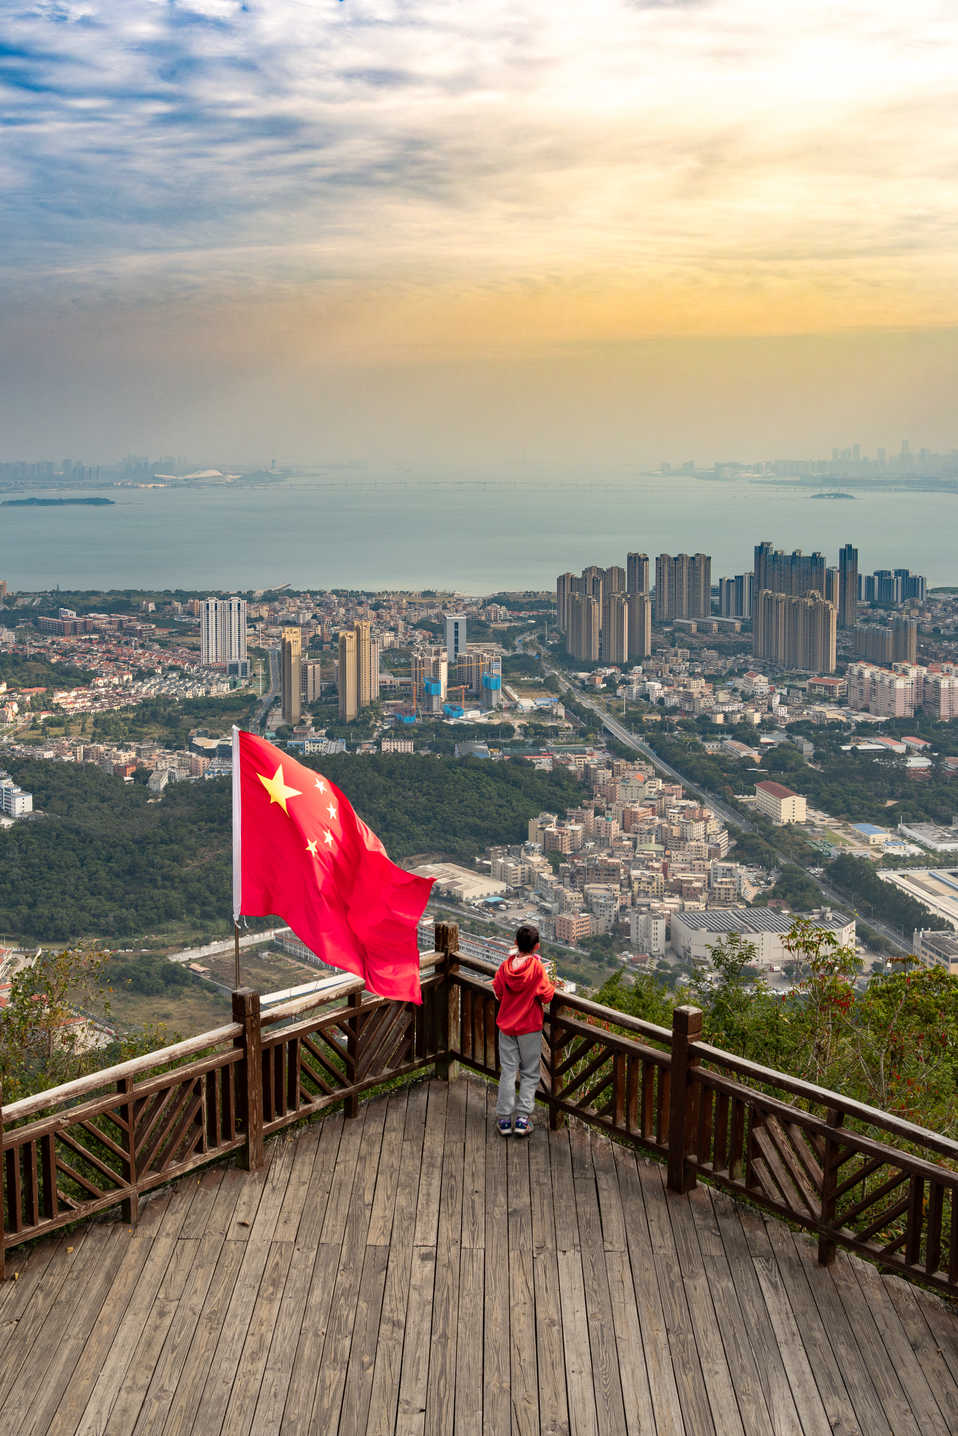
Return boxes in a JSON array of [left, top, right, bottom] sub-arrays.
[[717, 573, 753, 619], [751, 541, 858, 626], [859, 568, 926, 605], [749, 541, 861, 671], [854, 617, 918, 665], [336, 620, 379, 723], [278, 623, 353, 725], [556, 556, 653, 663], [752, 588, 838, 673], [199, 597, 248, 676], [409, 646, 503, 714], [557, 536, 927, 677], [280, 619, 381, 726], [847, 662, 958, 719]]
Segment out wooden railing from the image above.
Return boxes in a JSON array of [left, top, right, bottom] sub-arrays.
[[0, 951, 447, 1277], [3, 923, 957, 1300], [443, 936, 958, 1301]]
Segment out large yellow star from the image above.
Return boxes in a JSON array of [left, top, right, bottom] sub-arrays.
[[257, 763, 302, 816]]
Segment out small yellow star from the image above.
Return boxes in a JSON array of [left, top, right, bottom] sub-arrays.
[[306, 838, 318, 857], [314, 777, 326, 793], [257, 763, 302, 815], [327, 802, 337, 821], [323, 830, 335, 847]]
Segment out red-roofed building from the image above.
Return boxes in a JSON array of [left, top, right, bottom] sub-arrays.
[[755, 780, 807, 825]]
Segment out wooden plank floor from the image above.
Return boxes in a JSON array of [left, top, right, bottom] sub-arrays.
[[2, 1075, 957, 1435]]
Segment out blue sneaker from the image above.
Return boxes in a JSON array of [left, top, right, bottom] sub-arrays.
[[497, 1117, 513, 1137], [513, 1116, 532, 1138]]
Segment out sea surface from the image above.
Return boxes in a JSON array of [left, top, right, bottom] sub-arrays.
[[0, 470, 955, 594]]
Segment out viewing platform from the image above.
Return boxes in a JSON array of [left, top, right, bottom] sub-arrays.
[[1, 927, 956, 1432]]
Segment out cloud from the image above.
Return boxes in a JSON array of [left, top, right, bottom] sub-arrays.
[[0, 0, 956, 338]]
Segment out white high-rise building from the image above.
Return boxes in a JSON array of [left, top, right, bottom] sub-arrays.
[[0, 776, 32, 817], [446, 613, 467, 664], [200, 597, 248, 673]]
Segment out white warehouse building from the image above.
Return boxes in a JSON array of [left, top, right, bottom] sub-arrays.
[[670, 907, 855, 968]]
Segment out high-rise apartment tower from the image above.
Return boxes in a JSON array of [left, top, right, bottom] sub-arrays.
[[338, 629, 358, 722], [281, 627, 302, 726], [626, 594, 652, 659], [655, 554, 711, 621], [445, 614, 467, 664], [753, 590, 836, 672], [601, 593, 628, 664], [568, 594, 600, 662], [626, 553, 650, 595], [838, 544, 858, 629], [200, 596, 248, 673], [753, 543, 826, 598]]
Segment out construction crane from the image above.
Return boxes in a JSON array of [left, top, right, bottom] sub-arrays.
[[383, 669, 419, 715]]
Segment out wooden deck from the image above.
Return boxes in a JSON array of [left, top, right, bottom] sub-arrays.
[[1, 1076, 956, 1436]]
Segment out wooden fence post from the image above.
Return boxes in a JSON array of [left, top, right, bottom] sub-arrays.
[[548, 997, 566, 1131], [818, 1107, 845, 1266], [118, 1075, 138, 1225], [667, 1005, 703, 1194], [434, 921, 459, 1082], [345, 991, 362, 1119], [232, 988, 264, 1171], [0, 1086, 5, 1280]]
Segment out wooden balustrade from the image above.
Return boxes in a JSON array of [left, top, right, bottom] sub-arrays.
[[2, 930, 957, 1300]]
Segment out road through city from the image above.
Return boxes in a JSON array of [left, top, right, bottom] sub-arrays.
[[544, 659, 910, 955]]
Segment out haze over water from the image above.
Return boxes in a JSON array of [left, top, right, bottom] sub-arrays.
[[1, 472, 953, 594]]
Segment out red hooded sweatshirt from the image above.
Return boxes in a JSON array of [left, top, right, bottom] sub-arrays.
[[492, 948, 556, 1035]]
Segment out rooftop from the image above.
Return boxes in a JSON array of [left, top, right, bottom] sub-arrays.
[[3, 1075, 956, 1435], [674, 906, 851, 934], [755, 780, 801, 801]]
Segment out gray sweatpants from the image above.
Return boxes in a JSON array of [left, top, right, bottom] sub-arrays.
[[496, 1031, 543, 1119]]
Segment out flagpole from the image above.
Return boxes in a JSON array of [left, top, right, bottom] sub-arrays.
[[232, 726, 242, 989]]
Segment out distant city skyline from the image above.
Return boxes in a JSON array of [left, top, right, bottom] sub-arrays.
[[0, 4, 957, 464], [4, 436, 958, 476]]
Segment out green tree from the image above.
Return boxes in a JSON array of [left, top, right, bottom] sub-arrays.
[[779, 918, 862, 1086]]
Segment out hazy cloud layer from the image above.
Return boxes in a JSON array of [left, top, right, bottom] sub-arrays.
[[2, 0, 957, 328], [2, 2, 958, 463]]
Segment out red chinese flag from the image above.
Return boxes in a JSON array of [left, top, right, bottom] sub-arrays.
[[232, 729, 434, 1003]]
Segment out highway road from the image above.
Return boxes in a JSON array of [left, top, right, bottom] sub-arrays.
[[253, 647, 281, 732]]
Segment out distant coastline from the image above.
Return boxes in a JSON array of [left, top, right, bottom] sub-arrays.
[[1, 496, 116, 508], [810, 491, 855, 501]]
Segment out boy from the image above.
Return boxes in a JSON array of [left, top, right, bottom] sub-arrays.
[[492, 924, 555, 1137]]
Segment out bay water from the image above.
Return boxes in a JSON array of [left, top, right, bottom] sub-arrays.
[[0, 471, 953, 593]]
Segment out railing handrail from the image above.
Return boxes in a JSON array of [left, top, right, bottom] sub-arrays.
[[260, 951, 444, 1027], [2, 923, 957, 1300], [446, 949, 674, 1045], [3, 944, 952, 1157], [2, 1022, 243, 1124], [693, 1039, 958, 1162]]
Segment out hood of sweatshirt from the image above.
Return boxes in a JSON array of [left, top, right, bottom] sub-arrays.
[[500, 947, 539, 991]]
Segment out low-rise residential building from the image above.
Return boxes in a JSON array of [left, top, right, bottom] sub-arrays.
[[754, 781, 807, 825], [554, 912, 593, 944]]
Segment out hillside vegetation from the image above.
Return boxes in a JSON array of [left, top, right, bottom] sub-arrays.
[[0, 753, 581, 942]]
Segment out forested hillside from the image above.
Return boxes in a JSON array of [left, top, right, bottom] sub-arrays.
[[0, 754, 581, 942]]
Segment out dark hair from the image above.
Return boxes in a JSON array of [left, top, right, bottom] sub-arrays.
[[515, 924, 539, 953]]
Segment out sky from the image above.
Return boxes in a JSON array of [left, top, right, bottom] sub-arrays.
[[1, 0, 957, 467]]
